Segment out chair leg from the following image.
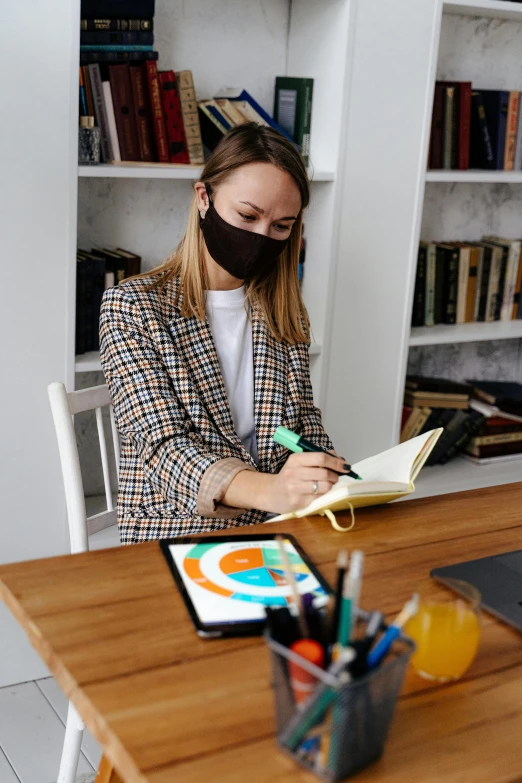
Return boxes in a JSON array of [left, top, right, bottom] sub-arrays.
[[57, 701, 85, 783], [95, 755, 123, 783]]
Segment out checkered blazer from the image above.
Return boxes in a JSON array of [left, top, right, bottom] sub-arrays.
[[99, 274, 333, 544]]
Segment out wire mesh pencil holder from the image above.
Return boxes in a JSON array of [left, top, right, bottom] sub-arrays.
[[266, 623, 415, 782]]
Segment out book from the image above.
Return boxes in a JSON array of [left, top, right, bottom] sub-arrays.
[[425, 242, 437, 326], [504, 91, 520, 170], [468, 380, 522, 407], [102, 80, 121, 161], [513, 244, 522, 319], [474, 243, 492, 321], [482, 242, 503, 321], [81, 18, 153, 31], [470, 430, 522, 447], [465, 440, 522, 459], [470, 397, 522, 425], [214, 88, 298, 148], [483, 237, 521, 320], [80, 50, 158, 64], [159, 71, 189, 163], [514, 95, 522, 170], [465, 245, 480, 322], [405, 376, 470, 410], [443, 86, 457, 169], [88, 63, 114, 162], [81, 0, 155, 17], [457, 81, 472, 170], [429, 82, 445, 169], [115, 247, 141, 276], [400, 406, 431, 442], [109, 64, 140, 160], [470, 90, 495, 169], [198, 102, 229, 153], [481, 238, 509, 321], [81, 44, 154, 51], [406, 376, 471, 395], [145, 60, 169, 163], [434, 244, 447, 324], [176, 70, 204, 165], [80, 31, 153, 45], [456, 244, 471, 324], [214, 98, 249, 126], [267, 429, 443, 524], [442, 244, 459, 324], [411, 243, 427, 327], [129, 63, 155, 161], [274, 77, 314, 167], [437, 409, 486, 465], [480, 89, 509, 170]]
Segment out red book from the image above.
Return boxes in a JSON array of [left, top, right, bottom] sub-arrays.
[[108, 64, 140, 161], [457, 81, 472, 170], [159, 70, 190, 164], [145, 60, 169, 163], [129, 64, 155, 162]]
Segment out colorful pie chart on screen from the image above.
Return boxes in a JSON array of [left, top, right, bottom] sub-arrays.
[[182, 541, 327, 606]]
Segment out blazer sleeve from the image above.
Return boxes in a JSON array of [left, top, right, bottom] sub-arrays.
[[99, 287, 253, 518], [297, 345, 334, 453]]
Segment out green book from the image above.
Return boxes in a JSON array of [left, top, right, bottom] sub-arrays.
[[274, 77, 314, 166]]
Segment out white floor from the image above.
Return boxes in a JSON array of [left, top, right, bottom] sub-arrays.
[[0, 520, 120, 783]]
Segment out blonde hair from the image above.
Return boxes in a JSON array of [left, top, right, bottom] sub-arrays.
[[135, 123, 311, 344]]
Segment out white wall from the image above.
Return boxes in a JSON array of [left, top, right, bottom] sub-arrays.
[[0, 2, 79, 685]]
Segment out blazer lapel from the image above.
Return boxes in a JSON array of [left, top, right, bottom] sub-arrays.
[[252, 307, 288, 472]]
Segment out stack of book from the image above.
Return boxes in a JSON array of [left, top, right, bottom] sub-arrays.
[[80, 0, 157, 65], [464, 381, 522, 465], [411, 237, 522, 327], [76, 247, 141, 355], [429, 81, 522, 171], [401, 377, 486, 465]]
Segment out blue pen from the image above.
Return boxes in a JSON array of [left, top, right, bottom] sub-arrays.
[[367, 594, 419, 670]]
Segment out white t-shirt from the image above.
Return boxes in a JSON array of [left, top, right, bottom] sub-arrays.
[[205, 286, 259, 464]]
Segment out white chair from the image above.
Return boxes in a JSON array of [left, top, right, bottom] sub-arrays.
[[47, 381, 120, 783]]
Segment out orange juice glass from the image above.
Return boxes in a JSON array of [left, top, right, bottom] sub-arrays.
[[404, 579, 481, 682]]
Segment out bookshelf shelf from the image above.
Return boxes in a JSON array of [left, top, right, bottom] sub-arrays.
[[76, 343, 323, 373], [78, 163, 336, 182], [426, 170, 522, 183], [408, 454, 522, 500], [410, 321, 522, 346], [443, 0, 522, 22]]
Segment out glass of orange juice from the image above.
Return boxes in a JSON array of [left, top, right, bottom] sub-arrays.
[[404, 579, 481, 682]]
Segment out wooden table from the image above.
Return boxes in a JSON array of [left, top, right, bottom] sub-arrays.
[[1, 484, 522, 783]]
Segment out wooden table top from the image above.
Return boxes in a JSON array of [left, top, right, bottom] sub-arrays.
[[1, 484, 522, 783]]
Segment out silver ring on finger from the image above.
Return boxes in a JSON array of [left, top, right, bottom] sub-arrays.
[[312, 480, 319, 495]]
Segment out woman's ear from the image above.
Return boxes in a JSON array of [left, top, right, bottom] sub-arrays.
[[194, 181, 209, 217]]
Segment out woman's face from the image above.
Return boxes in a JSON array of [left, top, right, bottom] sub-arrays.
[[197, 162, 302, 241]]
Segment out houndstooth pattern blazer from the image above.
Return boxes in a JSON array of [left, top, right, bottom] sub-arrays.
[[99, 275, 333, 544]]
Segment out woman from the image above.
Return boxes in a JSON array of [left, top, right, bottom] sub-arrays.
[[100, 123, 350, 544]]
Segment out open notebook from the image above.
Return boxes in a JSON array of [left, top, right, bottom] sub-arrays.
[[268, 428, 443, 531]]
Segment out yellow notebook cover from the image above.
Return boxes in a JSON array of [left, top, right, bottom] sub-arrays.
[[267, 428, 443, 531]]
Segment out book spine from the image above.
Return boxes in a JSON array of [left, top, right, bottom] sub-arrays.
[[443, 247, 459, 324], [493, 244, 510, 321], [87, 63, 113, 162], [274, 77, 313, 167], [472, 430, 522, 446], [80, 31, 153, 45], [514, 95, 522, 170], [102, 81, 121, 161], [300, 81, 313, 168], [81, 65, 96, 117], [465, 246, 479, 322], [129, 63, 155, 161], [458, 82, 472, 170], [430, 83, 445, 169], [501, 241, 521, 321], [434, 246, 446, 324], [443, 87, 455, 169], [81, 50, 158, 64], [485, 247, 502, 322], [145, 60, 169, 163], [176, 70, 204, 165], [466, 440, 522, 458], [81, 0, 155, 17], [81, 44, 153, 51], [198, 103, 227, 152], [471, 91, 495, 169], [476, 246, 491, 321], [425, 243, 437, 327], [159, 70, 190, 164], [497, 91, 509, 170], [411, 244, 427, 326], [456, 246, 470, 324], [441, 411, 486, 464], [513, 245, 522, 319], [108, 64, 140, 160], [231, 90, 298, 148], [504, 91, 520, 170], [81, 18, 153, 31]]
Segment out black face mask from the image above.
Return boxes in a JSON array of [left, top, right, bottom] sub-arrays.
[[199, 197, 291, 280]]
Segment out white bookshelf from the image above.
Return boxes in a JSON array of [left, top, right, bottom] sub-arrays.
[[324, 0, 522, 497], [78, 163, 336, 182], [410, 321, 522, 346]]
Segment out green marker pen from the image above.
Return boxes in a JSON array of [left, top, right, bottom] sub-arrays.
[[273, 426, 362, 480]]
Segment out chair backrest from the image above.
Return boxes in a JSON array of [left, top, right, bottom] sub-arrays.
[[47, 382, 120, 554]]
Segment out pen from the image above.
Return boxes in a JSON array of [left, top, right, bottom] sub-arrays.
[[273, 426, 362, 480], [367, 593, 419, 670], [347, 550, 364, 630], [348, 610, 384, 678], [275, 535, 308, 637], [329, 549, 348, 647]]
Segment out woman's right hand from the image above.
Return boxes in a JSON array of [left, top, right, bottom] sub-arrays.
[[263, 451, 351, 513]]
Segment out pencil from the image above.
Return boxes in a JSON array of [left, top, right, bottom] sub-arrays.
[[275, 535, 308, 637]]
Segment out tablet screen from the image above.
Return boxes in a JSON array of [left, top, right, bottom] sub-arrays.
[[167, 537, 329, 627]]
